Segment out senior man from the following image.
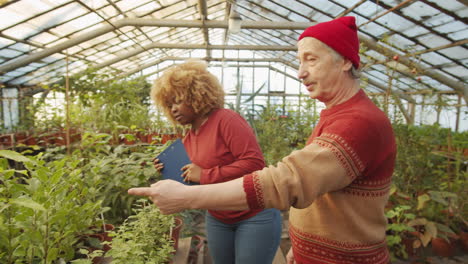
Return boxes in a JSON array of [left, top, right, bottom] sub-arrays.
[[129, 16, 396, 264]]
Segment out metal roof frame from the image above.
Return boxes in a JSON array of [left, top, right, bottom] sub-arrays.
[[0, 0, 466, 105]]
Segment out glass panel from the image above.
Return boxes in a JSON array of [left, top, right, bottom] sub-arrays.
[[448, 28, 468, 41], [0, 48, 22, 58], [269, 70, 284, 93], [438, 46, 467, 60], [402, 2, 440, 20], [239, 67, 253, 93], [223, 67, 237, 94], [66, 13, 104, 31], [3, 24, 40, 39], [0, 8, 27, 29], [2, 88, 19, 130], [285, 77, 300, 94], [28, 32, 59, 45], [254, 67, 269, 93], [27, 3, 88, 30]]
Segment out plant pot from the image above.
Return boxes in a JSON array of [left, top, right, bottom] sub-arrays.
[[87, 224, 115, 252], [137, 132, 150, 143], [431, 237, 455, 257], [102, 223, 114, 232], [161, 134, 172, 144], [402, 231, 422, 258], [148, 133, 160, 144], [92, 256, 112, 264], [187, 235, 204, 264], [458, 232, 468, 252], [170, 217, 183, 251], [123, 138, 136, 145], [54, 132, 67, 146], [0, 134, 14, 147], [16, 132, 29, 145], [25, 135, 37, 145]]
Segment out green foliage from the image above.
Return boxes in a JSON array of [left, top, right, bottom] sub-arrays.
[[387, 123, 467, 259], [392, 124, 440, 193], [0, 131, 171, 263], [28, 68, 158, 135], [71, 131, 163, 223], [385, 205, 416, 260], [0, 150, 102, 264], [104, 199, 175, 264], [251, 101, 317, 165], [392, 124, 467, 194], [55, 67, 150, 107]]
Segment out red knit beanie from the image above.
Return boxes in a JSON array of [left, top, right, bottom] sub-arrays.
[[298, 16, 360, 68]]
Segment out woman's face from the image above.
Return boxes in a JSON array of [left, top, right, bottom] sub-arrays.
[[169, 99, 197, 126]]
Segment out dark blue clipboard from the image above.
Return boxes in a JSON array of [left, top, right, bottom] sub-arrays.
[[156, 139, 197, 185]]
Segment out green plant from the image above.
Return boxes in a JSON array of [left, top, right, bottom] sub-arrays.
[[74, 131, 162, 224], [385, 204, 416, 260], [251, 101, 317, 165], [392, 124, 441, 194], [0, 150, 102, 264], [103, 199, 175, 264], [413, 191, 459, 239], [392, 124, 467, 239], [26, 68, 156, 138]]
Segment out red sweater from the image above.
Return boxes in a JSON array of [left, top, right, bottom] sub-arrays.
[[183, 108, 265, 224], [243, 89, 396, 263]]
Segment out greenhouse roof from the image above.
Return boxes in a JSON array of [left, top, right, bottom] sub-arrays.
[[0, 0, 467, 103]]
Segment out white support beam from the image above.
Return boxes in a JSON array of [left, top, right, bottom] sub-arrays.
[[0, 19, 310, 74], [0, 18, 464, 104]]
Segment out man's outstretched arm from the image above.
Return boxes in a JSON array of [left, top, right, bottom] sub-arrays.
[[128, 177, 248, 214], [129, 143, 352, 214]]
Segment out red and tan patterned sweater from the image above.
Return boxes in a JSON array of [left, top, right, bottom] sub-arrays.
[[243, 89, 396, 264]]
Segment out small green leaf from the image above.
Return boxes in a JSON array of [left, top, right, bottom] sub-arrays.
[[47, 247, 59, 263], [0, 150, 31, 163], [10, 197, 46, 211], [417, 194, 430, 210], [407, 218, 427, 227], [436, 223, 454, 235]]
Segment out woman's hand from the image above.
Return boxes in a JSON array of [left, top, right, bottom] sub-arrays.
[[181, 163, 202, 183], [286, 247, 296, 264], [152, 158, 164, 172]]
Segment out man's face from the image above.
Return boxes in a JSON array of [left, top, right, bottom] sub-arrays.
[[297, 37, 351, 103]]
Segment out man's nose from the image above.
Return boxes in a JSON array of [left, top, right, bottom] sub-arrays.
[[297, 64, 307, 79]]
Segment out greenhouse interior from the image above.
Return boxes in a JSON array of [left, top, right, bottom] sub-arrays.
[[0, 0, 467, 263]]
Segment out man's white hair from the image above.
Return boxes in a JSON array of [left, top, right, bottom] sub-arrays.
[[320, 40, 361, 79]]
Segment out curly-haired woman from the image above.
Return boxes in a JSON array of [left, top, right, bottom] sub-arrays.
[[150, 60, 282, 264]]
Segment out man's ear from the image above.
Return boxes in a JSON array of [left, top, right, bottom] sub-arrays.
[[342, 59, 353, 72]]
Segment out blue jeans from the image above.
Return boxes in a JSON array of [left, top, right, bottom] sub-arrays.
[[205, 209, 282, 264]]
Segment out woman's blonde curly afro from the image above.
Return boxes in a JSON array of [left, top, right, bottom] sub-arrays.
[[151, 60, 225, 124]]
